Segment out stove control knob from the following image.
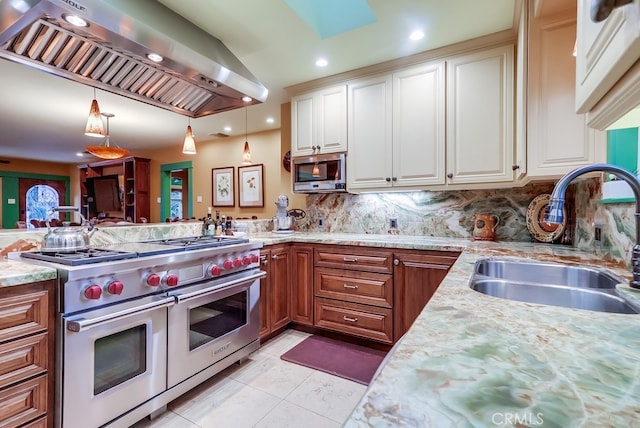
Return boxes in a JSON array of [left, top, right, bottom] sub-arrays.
[[208, 265, 222, 276], [250, 254, 259, 264], [84, 285, 102, 300], [106, 281, 124, 295], [242, 256, 252, 266], [165, 274, 179, 287], [223, 260, 233, 270], [146, 274, 161, 287], [233, 258, 243, 268]]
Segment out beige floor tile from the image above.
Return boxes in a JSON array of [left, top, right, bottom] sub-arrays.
[[228, 354, 315, 398], [285, 371, 367, 423], [258, 330, 311, 357], [254, 400, 341, 428], [130, 410, 198, 428]]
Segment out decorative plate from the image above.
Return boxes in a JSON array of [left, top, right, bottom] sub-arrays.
[[526, 194, 566, 243]]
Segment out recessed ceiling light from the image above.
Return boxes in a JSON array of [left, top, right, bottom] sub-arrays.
[[224, 126, 232, 132], [409, 30, 424, 41], [63, 14, 88, 27], [315, 58, 328, 67], [146, 53, 163, 62], [242, 96, 253, 103], [266, 117, 274, 124]]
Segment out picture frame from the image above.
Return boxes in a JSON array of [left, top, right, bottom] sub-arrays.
[[212, 166, 235, 207], [238, 164, 264, 207]]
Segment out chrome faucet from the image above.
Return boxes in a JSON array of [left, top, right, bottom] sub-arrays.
[[546, 163, 640, 289]]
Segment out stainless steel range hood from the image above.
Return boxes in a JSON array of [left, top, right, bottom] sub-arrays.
[[0, 0, 268, 117]]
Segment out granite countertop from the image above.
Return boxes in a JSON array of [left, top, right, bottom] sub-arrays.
[[3, 231, 640, 425]]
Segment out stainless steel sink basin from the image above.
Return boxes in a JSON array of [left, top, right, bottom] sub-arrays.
[[469, 258, 639, 314]]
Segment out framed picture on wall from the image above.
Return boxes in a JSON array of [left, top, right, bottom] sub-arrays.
[[212, 166, 235, 207], [238, 164, 264, 207]]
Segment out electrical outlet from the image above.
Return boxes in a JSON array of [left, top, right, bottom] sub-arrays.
[[594, 223, 602, 247], [389, 218, 398, 229]]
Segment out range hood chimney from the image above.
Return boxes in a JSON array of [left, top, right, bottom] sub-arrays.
[[0, 0, 268, 117]]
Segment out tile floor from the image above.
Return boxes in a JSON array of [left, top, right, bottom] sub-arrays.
[[131, 330, 367, 428]]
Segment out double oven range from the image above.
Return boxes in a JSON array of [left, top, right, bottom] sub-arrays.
[[17, 235, 265, 428]]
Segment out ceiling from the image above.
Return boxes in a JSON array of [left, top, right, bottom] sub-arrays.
[[0, 0, 517, 164]]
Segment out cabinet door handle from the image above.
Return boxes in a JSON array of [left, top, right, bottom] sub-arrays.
[[385, 177, 391, 182], [343, 316, 358, 323], [262, 260, 268, 266], [392, 177, 397, 181], [512, 164, 520, 171], [393, 259, 399, 266], [343, 257, 358, 263], [343, 284, 359, 289], [447, 173, 453, 179], [272, 255, 279, 260]]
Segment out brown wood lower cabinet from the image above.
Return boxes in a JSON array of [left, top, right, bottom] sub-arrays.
[[259, 245, 292, 340], [290, 245, 313, 325], [314, 297, 393, 343], [393, 250, 459, 339], [0, 280, 55, 428]]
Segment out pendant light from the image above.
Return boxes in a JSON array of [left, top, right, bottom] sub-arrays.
[[241, 107, 252, 165], [84, 88, 105, 138], [85, 113, 129, 159], [182, 118, 196, 154]]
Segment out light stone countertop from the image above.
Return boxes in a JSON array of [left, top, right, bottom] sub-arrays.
[[2, 230, 640, 426]]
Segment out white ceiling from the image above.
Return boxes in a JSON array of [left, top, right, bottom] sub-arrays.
[[0, 0, 516, 164]]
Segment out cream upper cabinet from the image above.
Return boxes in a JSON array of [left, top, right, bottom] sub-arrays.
[[445, 45, 515, 185], [347, 61, 445, 191], [291, 85, 347, 156], [575, 0, 640, 121], [526, 5, 605, 179]]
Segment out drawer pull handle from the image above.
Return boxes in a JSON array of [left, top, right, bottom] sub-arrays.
[[343, 316, 358, 323], [343, 257, 358, 263], [343, 284, 358, 289]]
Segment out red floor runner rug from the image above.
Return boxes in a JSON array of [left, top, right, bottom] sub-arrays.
[[280, 335, 387, 385]]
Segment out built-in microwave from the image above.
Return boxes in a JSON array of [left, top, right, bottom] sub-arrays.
[[292, 152, 347, 193]]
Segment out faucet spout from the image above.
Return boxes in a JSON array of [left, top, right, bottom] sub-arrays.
[[547, 163, 640, 289]]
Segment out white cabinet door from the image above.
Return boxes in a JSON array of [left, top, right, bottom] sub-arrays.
[[347, 74, 393, 190], [527, 8, 605, 178], [316, 85, 347, 154], [575, 0, 640, 115], [446, 45, 515, 185], [393, 61, 446, 187], [291, 93, 314, 156], [291, 85, 347, 156]]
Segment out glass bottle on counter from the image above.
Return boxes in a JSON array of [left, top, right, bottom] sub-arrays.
[[203, 207, 214, 236]]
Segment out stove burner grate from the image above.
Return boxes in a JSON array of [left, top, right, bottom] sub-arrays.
[[147, 236, 250, 249], [21, 248, 138, 266]]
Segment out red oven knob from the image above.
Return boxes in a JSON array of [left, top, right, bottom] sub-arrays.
[[233, 258, 243, 268], [209, 265, 222, 276], [165, 274, 179, 287], [84, 285, 102, 300], [146, 274, 161, 287], [106, 281, 124, 295], [250, 253, 259, 263], [223, 260, 233, 270], [242, 256, 251, 265]]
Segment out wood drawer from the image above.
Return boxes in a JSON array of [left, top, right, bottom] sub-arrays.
[[0, 333, 47, 390], [0, 291, 49, 343], [315, 268, 392, 308], [315, 246, 393, 273], [0, 375, 47, 427], [314, 297, 393, 344]]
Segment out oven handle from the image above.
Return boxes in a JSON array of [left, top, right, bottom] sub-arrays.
[[174, 270, 266, 303], [66, 296, 176, 332]]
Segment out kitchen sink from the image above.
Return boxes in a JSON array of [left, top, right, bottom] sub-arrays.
[[469, 258, 639, 314]]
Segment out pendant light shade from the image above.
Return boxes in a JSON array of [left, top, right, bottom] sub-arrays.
[[85, 113, 128, 159], [241, 107, 252, 164], [84, 90, 105, 138], [182, 122, 196, 154]]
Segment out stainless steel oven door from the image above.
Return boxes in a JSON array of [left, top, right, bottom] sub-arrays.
[[61, 295, 175, 428], [166, 269, 265, 387]]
